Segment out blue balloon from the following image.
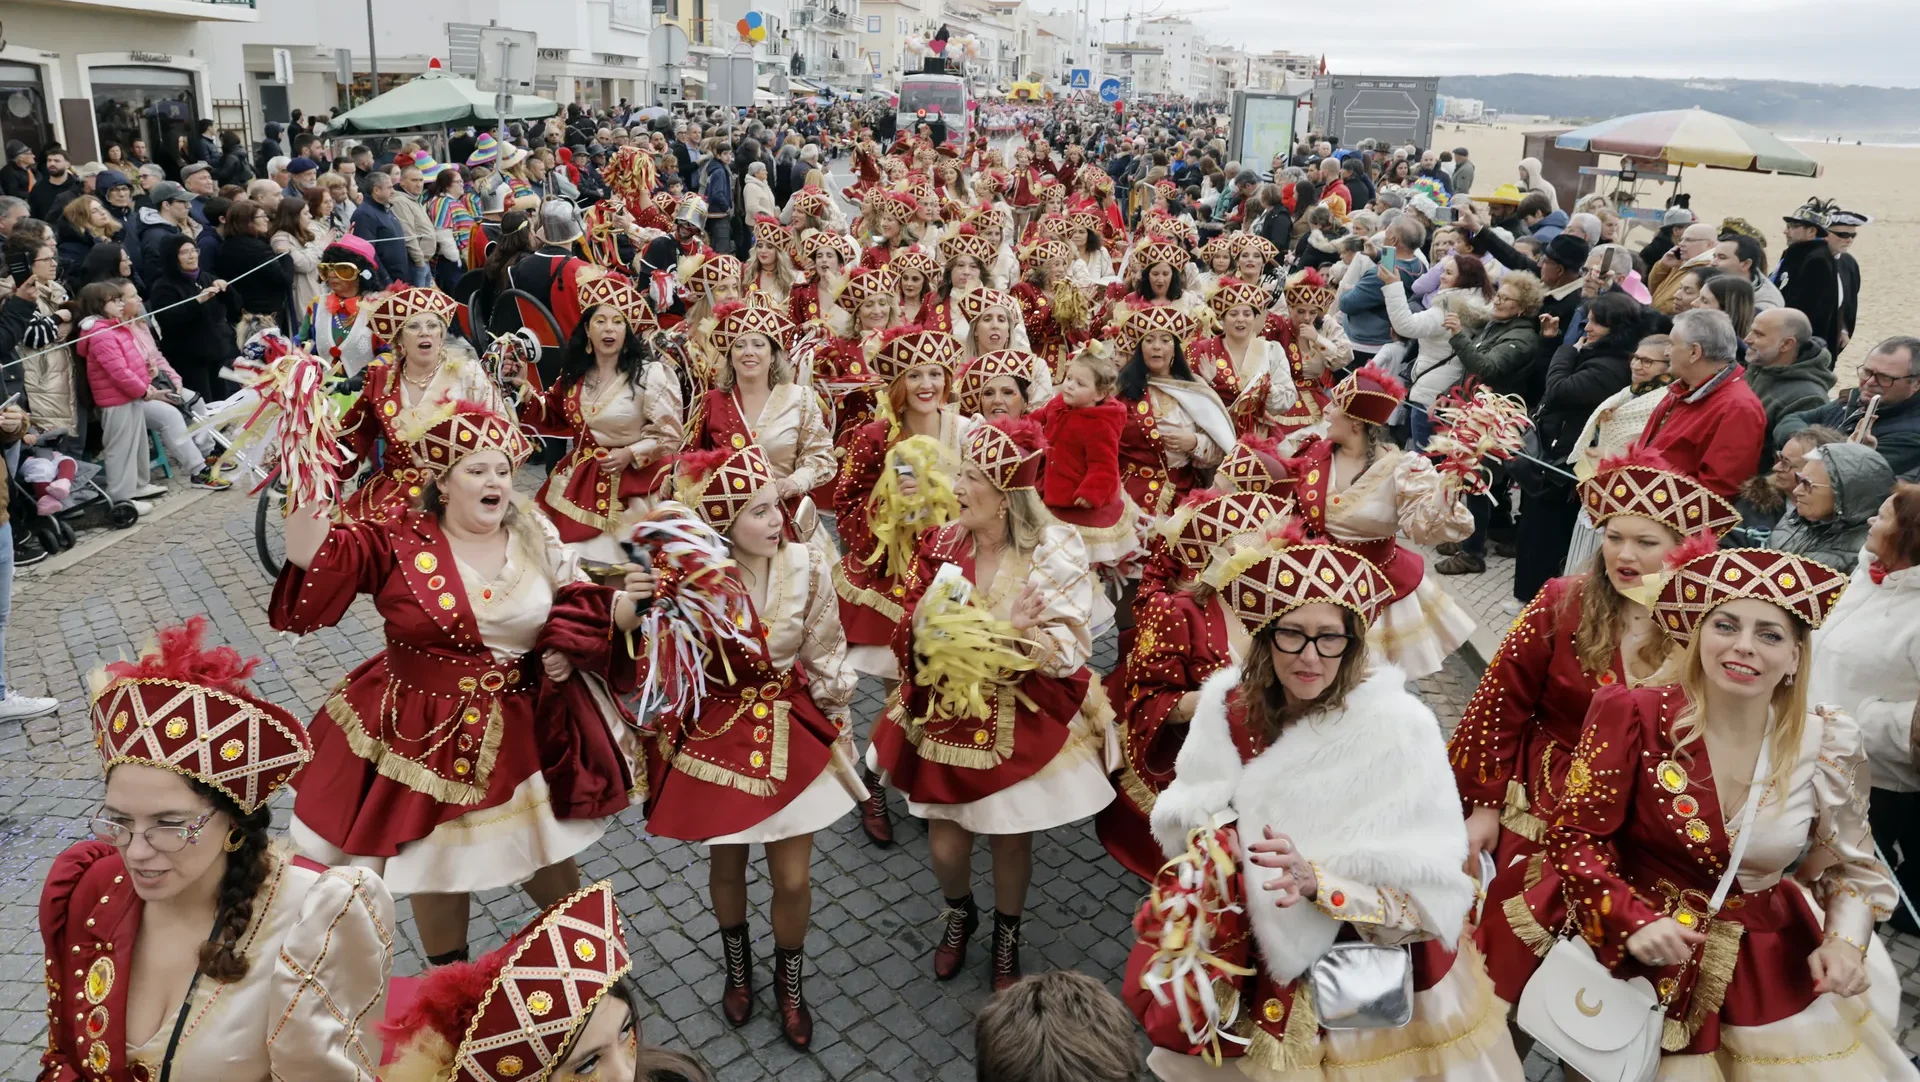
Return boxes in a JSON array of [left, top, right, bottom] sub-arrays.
[[745, 10, 763, 28]]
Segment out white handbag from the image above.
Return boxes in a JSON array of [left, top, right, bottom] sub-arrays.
[[1516, 739, 1770, 1082]]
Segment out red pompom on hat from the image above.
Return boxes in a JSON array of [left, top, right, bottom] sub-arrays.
[[1663, 528, 1724, 572], [91, 616, 312, 814], [1329, 365, 1407, 427]]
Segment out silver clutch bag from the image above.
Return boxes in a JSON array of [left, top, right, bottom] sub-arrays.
[[1310, 943, 1413, 1030]]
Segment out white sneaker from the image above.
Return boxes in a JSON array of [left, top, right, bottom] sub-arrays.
[[131, 484, 167, 499], [0, 691, 58, 721], [129, 499, 155, 516]]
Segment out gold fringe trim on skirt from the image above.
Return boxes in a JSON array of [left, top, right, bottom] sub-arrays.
[[832, 561, 905, 621], [1502, 893, 1557, 959], [1663, 917, 1745, 1051], [325, 689, 502, 806]]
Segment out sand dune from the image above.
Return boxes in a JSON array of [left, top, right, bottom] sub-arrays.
[[1445, 125, 1906, 384]]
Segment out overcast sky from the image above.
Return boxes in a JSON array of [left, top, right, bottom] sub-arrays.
[[1100, 0, 1919, 88]]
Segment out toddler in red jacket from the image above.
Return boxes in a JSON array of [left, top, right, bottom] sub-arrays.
[[1031, 348, 1138, 568]]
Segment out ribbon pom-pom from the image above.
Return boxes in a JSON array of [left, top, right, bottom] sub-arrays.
[[1135, 817, 1256, 1065], [910, 565, 1039, 722], [205, 334, 349, 509], [863, 436, 961, 578], [1424, 386, 1534, 496]]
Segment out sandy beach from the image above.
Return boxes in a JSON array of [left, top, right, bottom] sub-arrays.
[[1445, 124, 1908, 384]]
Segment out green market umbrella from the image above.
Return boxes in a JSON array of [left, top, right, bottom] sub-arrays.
[[331, 69, 561, 135]]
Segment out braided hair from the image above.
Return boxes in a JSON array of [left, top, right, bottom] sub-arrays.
[[191, 780, 273, 983]]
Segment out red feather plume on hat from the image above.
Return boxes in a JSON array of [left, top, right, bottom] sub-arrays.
[[982, 414, 1046, 454], [673, 447, 734, 484], [377, 953, 511, 1051], [1595, 445, 1679, 477], [103, 615, 259, 696], [952, 223, 978, 236], [1178, 487, 1228, 511], [753, 213, 783, 229], [1353, 364, 1407, 400], [711, 299, 749, 325], [1289, 266, 1328, 291], [1665, 529, 1723, 571], [879, 322, 933, 348], [1237, 433, 1285, 462]]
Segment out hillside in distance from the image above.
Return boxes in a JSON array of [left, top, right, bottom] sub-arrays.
[[1436, 74, 1920, 133]]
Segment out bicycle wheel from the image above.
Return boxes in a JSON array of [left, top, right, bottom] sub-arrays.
[[254, 478, 287, 579]]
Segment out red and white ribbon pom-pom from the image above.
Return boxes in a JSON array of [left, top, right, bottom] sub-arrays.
[[1135, 815, 1255, 1065], [625, 503, 766, 723], [1425, 385, 1534, 496], [207, 334, 349, 508]]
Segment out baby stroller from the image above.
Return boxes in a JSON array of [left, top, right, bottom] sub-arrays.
[[13, 431, 138, 546]]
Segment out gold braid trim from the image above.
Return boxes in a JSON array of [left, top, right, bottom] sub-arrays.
[[323, 690, 501, 805], [1243, 984, 1323, 1073], [1522, 850, 1547, 892], [1662, 917, 1744, 1051], [667, 701, 791, 798], [897, 679, 1020, 770], [832, 561, 906, 621], [542, 457, 623, 534], [1501, 893, 1556, 958]]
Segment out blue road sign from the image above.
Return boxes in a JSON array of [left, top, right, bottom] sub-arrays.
[[1098, 77, 1121, 102], [1069, 68, 1091, 89]]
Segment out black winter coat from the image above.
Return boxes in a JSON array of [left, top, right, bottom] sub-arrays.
[[213, 234, 294, 317], [1536, 331, 1636, 461]]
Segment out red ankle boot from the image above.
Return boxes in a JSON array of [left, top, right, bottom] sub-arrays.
[[719, 923, 752, 1026], [932, 899, 978, 980], [773, 947, 813, 1050], [990, 912, 1023, 992], [859, 766, 894, 846]]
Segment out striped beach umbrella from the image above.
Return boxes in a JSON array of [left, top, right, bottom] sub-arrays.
[[1554, 108, 1821, 177]]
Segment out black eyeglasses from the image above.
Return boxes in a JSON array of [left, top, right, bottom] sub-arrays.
[[1272, 628, 1357, 658]]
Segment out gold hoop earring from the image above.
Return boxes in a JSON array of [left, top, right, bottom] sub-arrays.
[[223, 828, 244, 853]]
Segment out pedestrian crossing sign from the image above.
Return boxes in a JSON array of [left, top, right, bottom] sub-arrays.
[[1069, 69, 1091, 89]]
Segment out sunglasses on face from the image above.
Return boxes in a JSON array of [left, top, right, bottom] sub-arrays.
[[1829, 231, 1857, 240], [318, 262, 362, 281]]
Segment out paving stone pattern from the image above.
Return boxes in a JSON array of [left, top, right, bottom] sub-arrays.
[[0, 489, 1915, 1081]]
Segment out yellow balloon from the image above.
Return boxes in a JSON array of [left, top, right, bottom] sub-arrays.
[[751, 25, 767, 40]]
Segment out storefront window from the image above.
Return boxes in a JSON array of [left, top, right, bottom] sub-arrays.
[[0, 63, 52, 161], [92, 66, 198, 175]]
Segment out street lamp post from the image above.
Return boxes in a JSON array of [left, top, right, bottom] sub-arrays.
[[366, 0, 380, 100]]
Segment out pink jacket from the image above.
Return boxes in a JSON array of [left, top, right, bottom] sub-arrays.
[[77, 317, 152, 408]]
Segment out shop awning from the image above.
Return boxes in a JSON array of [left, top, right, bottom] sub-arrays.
[[680, 69, 708, 85], [788, 77, 825, 94]]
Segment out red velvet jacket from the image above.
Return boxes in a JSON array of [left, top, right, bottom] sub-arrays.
[[1031, 395, 1125, 511]]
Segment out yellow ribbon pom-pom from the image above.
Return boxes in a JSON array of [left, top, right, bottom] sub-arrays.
[[862, 435, 961, 578]]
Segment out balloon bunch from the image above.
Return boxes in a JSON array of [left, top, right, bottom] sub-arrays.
[[1424, 384, 1534, 496], [735, 10, 769, 42]]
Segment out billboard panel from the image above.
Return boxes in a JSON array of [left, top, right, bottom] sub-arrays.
[[1311, 74, 1437, 149], [1230, 91, 1297, 173]]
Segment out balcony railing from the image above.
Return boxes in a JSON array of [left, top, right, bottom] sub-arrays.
[[761, 36, 790, 56], [689, 17, 714, 44], [827, 57, 853, 75]]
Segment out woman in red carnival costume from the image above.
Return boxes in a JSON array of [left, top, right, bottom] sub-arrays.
[[1129, 526, 1521, 1082], [1276, 268, 1352, 441], [1113, 305, 1235, 522], [38, 619, 394, 1082], [782, 184, 845, 242], [639, 449, 864, 1049], [272, 398, 643, 965], [957, 347, 1046, 422], [1074, 170, 1129, 250], [1183, 278, 1295, 421], [938, 224, 995, 308], [1008, 238, 1092, 380], [892, 246, 949, 330], [1457, 450, 1734, 1012], [811, 263, 897, 454], [786, 230, 858, 333], [1006, 143, 1044, 233], [857, 189, 915, 268], [336, 287, 497, 524], [1193, 235, 1236, 293], [846, 137, 884, 204], [1285, 365, 1476, 678], [514, 277, 684, 563], [380, 881, 692, 1082], [1538, 540, 1913, 1077], [683, 301, 836, 547], [831, 328, 973, 843], [680, 249, 744, 342], [1230, 233, 1281, 295], [953, 287, 1038, 378], [1112, 235, 1202, 325], [1070, 208, 1116, 281], [746, 214, 800, 310], [870, 417, 1117, 990], [1097, 489, 1288, 881]]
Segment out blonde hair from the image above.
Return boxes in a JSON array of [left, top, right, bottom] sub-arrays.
[[1068, 353, 1118, 397], [717, 338, 793, 389], [1570, 531, 1675, 674], [1003, 486, 1052, 557], [1669, 611, 1811, 799]]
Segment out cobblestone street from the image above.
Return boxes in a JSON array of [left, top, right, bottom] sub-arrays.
[[0, 488, 1913, 1080]]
